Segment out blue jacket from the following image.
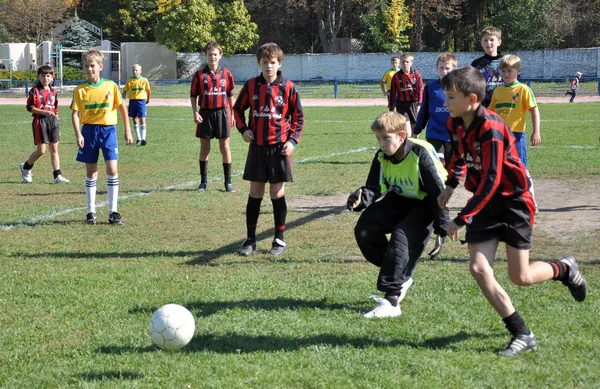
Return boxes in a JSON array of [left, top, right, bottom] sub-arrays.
[[413, 79, 450, 142]]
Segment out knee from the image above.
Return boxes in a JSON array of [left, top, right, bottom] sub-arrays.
[[469, 262, 492, 281], [509, 272, 533, 286]]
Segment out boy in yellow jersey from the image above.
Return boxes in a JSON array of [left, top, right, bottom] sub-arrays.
[[122, 64, 151, 145], [347, 112, 448, 318], [379, 56, 400, 107], [71, 49, 133, 225]]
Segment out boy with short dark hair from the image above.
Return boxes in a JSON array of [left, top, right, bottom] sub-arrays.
[[388, 53, 423, 131], [471, 27, 503, 107], [438, 66, 588, 357], [190, 41, 236, 192], [20, 65, 69, 184], [348, 112, 448, 318], [71, 49, 133, 225], [413, 53, 457, 165], [379, 56, 400, 107], [233, 42, 304, 256], [565, 71, 582, 102], [122, 64, 151, 146]]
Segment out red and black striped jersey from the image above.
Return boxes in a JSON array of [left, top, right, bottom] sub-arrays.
[[233, 71, 304, 146], [190, 66, 235, 109], [388, 68, 423, 109], [26, 83, 58, 117], [445, 105, 533, 226]]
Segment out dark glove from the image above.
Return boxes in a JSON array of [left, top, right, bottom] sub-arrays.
[[347, 188, 363, 211], [428, 235, 445, 260]]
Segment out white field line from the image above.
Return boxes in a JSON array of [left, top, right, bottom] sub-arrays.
[[1, 147, 371, 231]]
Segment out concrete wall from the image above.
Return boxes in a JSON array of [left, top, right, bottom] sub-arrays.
[[0, 43, 37, 70], [121, 42, 177, 80]]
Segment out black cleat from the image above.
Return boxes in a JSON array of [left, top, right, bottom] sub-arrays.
[[197, 182, 207, 191], [239, 239, 256, 256], [560, 256, 588, 302], [140, 140, 147, 146], [86, 212, 96, 225], [225, 183, 235, 193], [108, 212, 123, 225], [135, 140, 141, 146], [498, 332, 537, 357], [269, 238, 287, 256]]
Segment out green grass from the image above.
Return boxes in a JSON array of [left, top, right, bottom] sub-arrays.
[[0, 103, 599, 387]]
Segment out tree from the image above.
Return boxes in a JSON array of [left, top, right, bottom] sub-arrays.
[[359, 0, 411, 53], [154, 0, 216, 52], [406, 0, 463, 51], [0, 0, 73, 43], [317, 0, 344, 53], [383, 0, 412, 51], [212, 0, 259, 56], [61, 16, 98, 68]]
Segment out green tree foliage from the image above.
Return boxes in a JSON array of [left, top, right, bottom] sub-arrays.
[[360, 0, 411, 53], [61, 17, 98, 68], [154, 0, 216, 52], [383, 0, 412, 50], [0, 0, 72, 43], [212, 0, 259, 56]]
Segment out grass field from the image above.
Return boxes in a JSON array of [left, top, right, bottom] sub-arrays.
[[0, 102, 599, 388]]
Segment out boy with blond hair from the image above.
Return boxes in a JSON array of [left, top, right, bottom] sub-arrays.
[[471, 27, 504, 107], [438, 66, 588, 357], [20, 65, 69, 184], [348, 112, 448, 318], [380, 56, 400, 107], [233, 42, 304, 256], [565, 71, 582, 102], [71, 49, 133, 225], [413, 53, 457, 165], [122, 64, 151, 146], [388, 53, 423, 130]]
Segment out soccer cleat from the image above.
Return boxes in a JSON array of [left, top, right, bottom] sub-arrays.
[[140, 140, 147, 146], [225, 183, 235, 193], [497, 332, 537, 357], [239, 238, 256, 256], [398, 277, 414, 303], [135, 140, 141, 146], [197, 182, 207, 191], [108, 212, 123, 225], [20, 163, 32, 183], [560, 256, 588, 302], [269, 238, 287, 255], [364, 296, 401, 318], [86, 212, 97, 225], [54, 175, 70, 184]]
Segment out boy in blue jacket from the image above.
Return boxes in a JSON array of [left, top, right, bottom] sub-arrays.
[[413, 53, 457, 166]]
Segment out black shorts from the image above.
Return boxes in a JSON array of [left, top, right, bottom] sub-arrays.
[[426, 138, 452, 164], [394, 101, 419, 124], [32, 115, 60, 145], [243, 143, 293, 183], [195, 108, 230, 139], [465, 194, 534, 249]]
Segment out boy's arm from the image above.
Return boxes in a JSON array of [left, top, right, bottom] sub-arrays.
[[529, 106, 541, 146], [347, 152, 383, 211], [417, 146, 449, 237], [233, 83, 251, 134], [118, 103, 134, 145], [388, 74, 398, 111], [72, 110, 84, 148], [416, 71, 424, 104], [146, 87, 151, 104], [413, 84, 429, 137], [228, 95, 235, 127]]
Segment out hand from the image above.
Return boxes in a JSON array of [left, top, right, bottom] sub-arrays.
[[281, 141, 294, 156], [437, 187, 454, 211], [347, 188, 362, 211], [193, 111, 202, 124], [242, 129, 254, 143], [76, 134, 84, 148], [530, 133, 541, 146], [446, 221, 461, 241], [428, 235, 445, 259], [124, 130, 134, 146]]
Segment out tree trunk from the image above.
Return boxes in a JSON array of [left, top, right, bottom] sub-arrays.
[[318, 0, 343, 53]]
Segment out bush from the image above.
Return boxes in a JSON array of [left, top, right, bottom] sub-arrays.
[[0, 66, 85, 82]]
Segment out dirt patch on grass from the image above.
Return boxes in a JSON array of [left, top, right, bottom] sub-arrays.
[[289, 178, 600, 240]]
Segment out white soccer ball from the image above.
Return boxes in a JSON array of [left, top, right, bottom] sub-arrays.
[[149, 304, 195, 350]]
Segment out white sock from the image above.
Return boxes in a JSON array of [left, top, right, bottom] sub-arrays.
[[141, 124, 147, 141], [107, 174, 119, 213], [85, 177, 97, 213], [134, 124, 140, 140]]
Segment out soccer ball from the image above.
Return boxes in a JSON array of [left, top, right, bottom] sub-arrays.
[[149, 304, 195, 350]]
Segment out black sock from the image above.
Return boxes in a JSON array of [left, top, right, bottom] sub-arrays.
[[23, 161, 33, 170], [53, 169, 62, 179], [502, 311, 530, 336], [246, 196, 262, 241], [271, 196, 287, 241], [199, 160, 208, 183], [550, 260, 569, 281], [223, 163, 232, 184], [384, 294, 399, 307]]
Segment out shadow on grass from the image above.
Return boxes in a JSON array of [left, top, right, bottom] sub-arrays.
[[80, 370, 143, 382], [97, 330, 498, 355], [129, 297, 359, 316], [540, 205, 600, 212]]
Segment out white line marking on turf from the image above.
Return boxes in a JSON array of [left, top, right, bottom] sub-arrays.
[[1, 147, 372, 231]]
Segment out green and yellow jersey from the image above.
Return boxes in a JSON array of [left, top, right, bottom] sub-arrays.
[[489, 81, 536, 133], [123, 76, 150, 100], [70, 79, 123, 125]]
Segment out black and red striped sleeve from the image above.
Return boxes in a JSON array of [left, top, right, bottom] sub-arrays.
[[415, 70, 423, 104], [233, 80, 251, 134], [285, 82, 304, 145]]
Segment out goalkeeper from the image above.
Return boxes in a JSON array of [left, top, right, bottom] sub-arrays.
[[348, 111, 449, 318]]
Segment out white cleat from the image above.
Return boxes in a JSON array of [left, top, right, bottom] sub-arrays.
[[364, 296, 401, 318]]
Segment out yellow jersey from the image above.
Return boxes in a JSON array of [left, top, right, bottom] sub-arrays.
[[123, 76, 150, 100], [70, 79, 123, 125], [381, 68, 400, 91], [489, 81, 536, 133]]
